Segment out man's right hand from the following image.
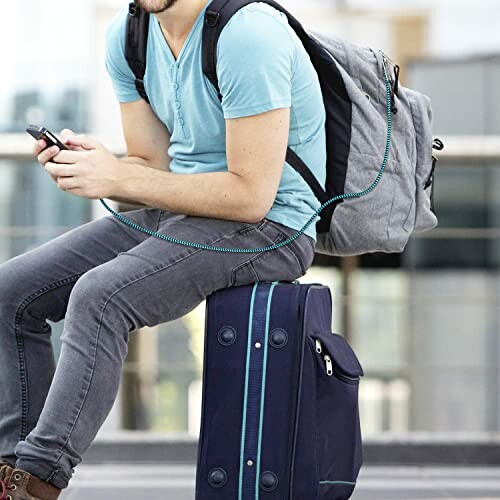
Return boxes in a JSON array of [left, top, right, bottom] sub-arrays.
[[33, 128, 84, 184]]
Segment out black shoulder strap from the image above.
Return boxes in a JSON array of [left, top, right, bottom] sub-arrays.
[[202, 0, 313, 98], [125, 2, 151, 103], [202, 0, 329, 210]]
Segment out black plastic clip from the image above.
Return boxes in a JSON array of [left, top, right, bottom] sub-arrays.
[[205, 10, 221, 27], [128, 2, 138, 16], [433, 138, 445, 151]]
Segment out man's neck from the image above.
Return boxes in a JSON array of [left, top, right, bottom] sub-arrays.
[[155, 0, 210, 41]]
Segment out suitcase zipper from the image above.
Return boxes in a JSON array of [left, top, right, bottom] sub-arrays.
[[312, 337, 360, 382], [324, 354, 333, 376], [315, 339, 322, 354]]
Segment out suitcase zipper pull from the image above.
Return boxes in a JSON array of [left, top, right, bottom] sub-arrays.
[[315, 338, 323, 354], [324, 354, 333, 376]]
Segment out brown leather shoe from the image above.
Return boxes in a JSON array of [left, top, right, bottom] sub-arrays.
[[0, 468, 61, 500], [0, 463, 13, 480], [0, 463, 14, 498]]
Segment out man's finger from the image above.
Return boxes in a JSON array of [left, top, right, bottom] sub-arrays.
[[57, 176, 79, 191], [32, 139, 47, 157], [45, 161, 75, 178], [64, 134, 100, 150], [52, 149, 87, 164], [60, 128, 76, 144], [37, 146, 60, 166]]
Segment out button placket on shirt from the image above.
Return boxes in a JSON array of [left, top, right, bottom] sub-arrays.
[[172, 63, 187, 138]]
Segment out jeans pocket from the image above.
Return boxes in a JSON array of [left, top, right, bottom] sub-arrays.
[[234, 218, 269, 236], [261, 221, 316, 276], [229, 229, 291, 287]]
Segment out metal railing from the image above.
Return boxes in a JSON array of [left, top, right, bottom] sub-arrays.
[[1, 133, 500, 162]]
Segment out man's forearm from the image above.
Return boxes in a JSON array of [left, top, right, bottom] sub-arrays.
[[114, 160, 268, 223], [105, 156, 167, 207], [105, 195, 147, 206]]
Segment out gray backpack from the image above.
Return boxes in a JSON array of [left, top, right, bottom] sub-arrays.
[[308, 30, 443, 255], [125, 0, 444, 256]]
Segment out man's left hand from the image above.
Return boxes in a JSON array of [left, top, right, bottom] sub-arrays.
[[45, 134, 126, 200]]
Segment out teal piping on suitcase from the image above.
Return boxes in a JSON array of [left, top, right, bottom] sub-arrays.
[[238, 283, 258, 500], [255, 281, 277, 499], [319, 480, 357, 486], [98, 54, 393, 254]]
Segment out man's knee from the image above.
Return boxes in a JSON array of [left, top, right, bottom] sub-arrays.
[[65, 269, 137, 337], [66, 269, 111, 313], [0, 257, 80, 326], [0, 258, 32, 312]]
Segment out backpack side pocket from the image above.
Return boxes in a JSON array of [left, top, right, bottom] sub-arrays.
[[406, 91, 439, 232]]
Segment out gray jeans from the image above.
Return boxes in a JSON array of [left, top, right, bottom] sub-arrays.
[[0, 207, 315, 489]]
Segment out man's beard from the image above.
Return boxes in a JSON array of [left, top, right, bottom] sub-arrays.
[[135, 0, 179, 13]]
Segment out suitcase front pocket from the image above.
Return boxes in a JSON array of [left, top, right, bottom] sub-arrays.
[[308, 333, 363, 500]]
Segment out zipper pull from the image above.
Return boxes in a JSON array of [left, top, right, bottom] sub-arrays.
[[315, 339, 323, 354], [324, 354, 333, 376]]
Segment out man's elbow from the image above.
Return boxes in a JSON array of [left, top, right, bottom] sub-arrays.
[[231, 175, 277, 223], [240, 198, 273, 224]]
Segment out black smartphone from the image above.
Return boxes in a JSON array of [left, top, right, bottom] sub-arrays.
[[26, 125, 68, 151]]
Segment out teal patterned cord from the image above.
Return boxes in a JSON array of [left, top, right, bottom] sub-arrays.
[[99, 52, 393, 254]]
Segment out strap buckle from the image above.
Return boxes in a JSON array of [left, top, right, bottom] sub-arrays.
[[128, 2, 138, 16], [135, 78, 149, 103], [205, 10, 220, 27]]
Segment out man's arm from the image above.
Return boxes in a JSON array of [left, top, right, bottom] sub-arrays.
[[113, 105, 290, 223], [105, 98, 172, 206]]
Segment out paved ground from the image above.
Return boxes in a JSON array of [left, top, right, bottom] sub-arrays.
[[59, 464, 500, 499]]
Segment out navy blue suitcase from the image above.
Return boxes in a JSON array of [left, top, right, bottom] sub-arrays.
[[195, 281, 364, 500]]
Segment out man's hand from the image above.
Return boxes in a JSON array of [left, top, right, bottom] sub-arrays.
[[44, 133, 127, 200], [33, 128, 89, 184]]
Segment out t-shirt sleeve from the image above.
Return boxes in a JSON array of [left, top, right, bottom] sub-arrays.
[[104, 7, 141, 103], [215, 7, 297, 119]]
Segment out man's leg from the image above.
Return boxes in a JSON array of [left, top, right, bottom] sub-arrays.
[[13, 213, 315, 489], [0, 207, 164, 467]]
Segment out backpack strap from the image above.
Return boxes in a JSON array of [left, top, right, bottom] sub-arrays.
[[125, 2, 151, 103], [202, 0, 329, 210]]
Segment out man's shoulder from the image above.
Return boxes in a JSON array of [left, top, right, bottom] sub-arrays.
[[106, 5, 130, 49], [229, 2, 294, 35], [217, 2, 297, 54]]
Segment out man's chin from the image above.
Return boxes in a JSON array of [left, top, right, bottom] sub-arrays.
[[137, 0, 177, 14]]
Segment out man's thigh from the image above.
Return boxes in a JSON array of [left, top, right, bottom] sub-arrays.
[[69, 213, 315, 330]]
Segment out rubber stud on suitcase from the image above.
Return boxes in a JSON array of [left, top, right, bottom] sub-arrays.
[[208, 468, 227, 488], [259, 470, 278, 491], [269, 328, 288, 348], [217, 326, 236, 346]]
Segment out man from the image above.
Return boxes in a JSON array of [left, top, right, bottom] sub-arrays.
[[0, 0, 325, 497]]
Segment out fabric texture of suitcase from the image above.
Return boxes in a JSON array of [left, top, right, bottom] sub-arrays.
[[195, 281, 364, 500]]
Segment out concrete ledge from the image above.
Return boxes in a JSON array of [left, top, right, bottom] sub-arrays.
[[82, 432, 500, 466]]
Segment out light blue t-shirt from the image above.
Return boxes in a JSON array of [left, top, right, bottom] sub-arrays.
[[105, 1, 326, 241]]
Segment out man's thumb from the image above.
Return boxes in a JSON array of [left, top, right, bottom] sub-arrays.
[[60, 128, 76, 144], [64, 134, 100, 150]]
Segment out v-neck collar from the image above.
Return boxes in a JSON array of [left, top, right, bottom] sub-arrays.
[[154, 2, 209, 65]]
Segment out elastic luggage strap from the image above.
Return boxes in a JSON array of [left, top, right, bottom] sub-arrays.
[[99, 59, 393, 254]]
